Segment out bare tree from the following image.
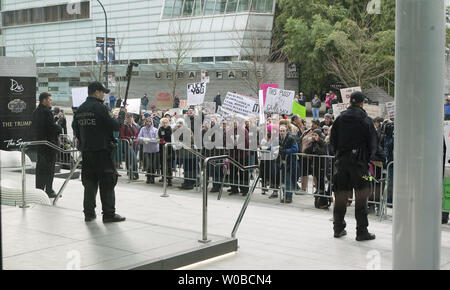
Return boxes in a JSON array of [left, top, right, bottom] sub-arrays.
[[232, 29, 286, 96], [153, 21, 197, 104], [23, 40, 42, 59]]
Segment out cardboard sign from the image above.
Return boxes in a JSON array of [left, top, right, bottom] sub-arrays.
[[72, 87, 88, 107], [187, 82, 206, 106], [260, 83, 279, 105], [264, 87, 295, 115], [222, 92, 259, 117], [340, 86, 362, 104]]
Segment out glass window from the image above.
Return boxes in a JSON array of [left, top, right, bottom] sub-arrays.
[[204, 0, 215, 15], [2, 11, 14, 26], [77, 1, 90, 19], [60, 4, 75, 21], [265, 0, 273, 13], [193, 0, 204, 16], [163, 0, 175, 18], [251, 0, 265, 12], [172, 0, 183, 17], [182, 0, 194, 17], [225, 0, 237, 13], [15, 9, 30, 26], [215, 0, 227, 14], [44, 6, 60, 22], [30, 7, 44, 24], [237, 0, 251, 12]]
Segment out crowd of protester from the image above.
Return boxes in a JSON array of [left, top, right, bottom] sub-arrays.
[[105, 93, 396, 214]]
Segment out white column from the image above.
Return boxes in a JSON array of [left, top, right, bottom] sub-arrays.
[[393, 0, 446, 269]]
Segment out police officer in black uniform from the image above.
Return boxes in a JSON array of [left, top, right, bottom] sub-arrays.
[[330, 91, 378, 241], [73, 82, 126, 223]]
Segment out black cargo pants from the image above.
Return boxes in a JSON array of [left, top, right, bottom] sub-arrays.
[[333, 152, 372, 235], [81, 150, 118, 218]]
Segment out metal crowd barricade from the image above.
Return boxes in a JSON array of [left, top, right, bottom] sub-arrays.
[[56, 134, 81, 171]]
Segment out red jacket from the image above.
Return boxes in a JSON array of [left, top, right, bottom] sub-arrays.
[[119, 124, 139, 147]]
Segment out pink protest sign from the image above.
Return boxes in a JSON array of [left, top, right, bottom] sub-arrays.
[[260, 83, 279, 105]]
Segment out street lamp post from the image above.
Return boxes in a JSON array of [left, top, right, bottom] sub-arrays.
[[96, 0, 108, 89]]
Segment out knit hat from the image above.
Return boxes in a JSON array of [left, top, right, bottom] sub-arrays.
[[313, 129, 324, 139]]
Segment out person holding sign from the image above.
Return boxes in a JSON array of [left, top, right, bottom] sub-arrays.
[[330, 91, 378, 241]]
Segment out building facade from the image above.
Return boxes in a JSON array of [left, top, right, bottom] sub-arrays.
[[0, 0, 298, 106]]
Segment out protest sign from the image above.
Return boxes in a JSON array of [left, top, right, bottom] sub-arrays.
[[292, 101, 306, 119], [72, 87, 88, 107], [258, 90, 265, 125], [332, 103, 349, 118], [364, 104, 382, 119], [222, 92, 259, 117], [187, 82, 206, 106], [340, 86, 362, 104], [126, 98, 141, 115], [260, 83, 278, 105], [264, 87, 295, 115], [385, 102, 395, 120]]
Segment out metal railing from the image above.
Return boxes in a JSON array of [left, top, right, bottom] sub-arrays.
[[200, 154, 260, 243], [19, 140, 80, 208]]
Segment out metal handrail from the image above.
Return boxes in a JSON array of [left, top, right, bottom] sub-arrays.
[[19, 140, 80, 208], [199, 154, 260, 243]]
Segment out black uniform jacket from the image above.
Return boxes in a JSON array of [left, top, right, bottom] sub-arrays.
[[330, 105, 377, 163], [73, 96, 121, 152]]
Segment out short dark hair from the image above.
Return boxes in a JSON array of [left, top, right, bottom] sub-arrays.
[[311, 119, 320, 126], [39, 92, 52, 103]]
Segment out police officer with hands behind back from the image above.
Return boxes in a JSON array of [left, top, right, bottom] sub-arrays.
[[73, 82, 126, 223], [330, 91, 378, 241]]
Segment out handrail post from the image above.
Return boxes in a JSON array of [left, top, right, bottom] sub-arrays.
[[199, 157, 211, 243], [20, 145, 29, 208], [161, 143, 169, 197]]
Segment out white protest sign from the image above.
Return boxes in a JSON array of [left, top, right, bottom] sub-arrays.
[[71, 87, 88, 107], [332, 103, 349, 118], [364, 104, 382, 119], [222, 92, 259, 117], [264, 87, 295, 115], [187, 82, 206, 106], [385, 102, 395, 120], [340, 86, 362, 104], [126, 98, 141, 115]]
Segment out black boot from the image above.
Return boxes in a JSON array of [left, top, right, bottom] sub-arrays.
[[356, 231, 376, 241]]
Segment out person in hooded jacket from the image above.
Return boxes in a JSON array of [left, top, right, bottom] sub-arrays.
[[330, 91, 378, 241]]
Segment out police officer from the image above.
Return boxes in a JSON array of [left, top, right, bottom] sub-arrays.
[[330, 91, 378, 241], [73, 82, 126, 223]]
